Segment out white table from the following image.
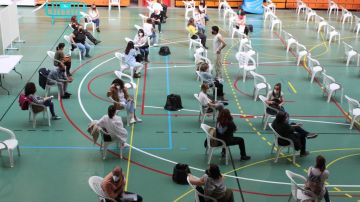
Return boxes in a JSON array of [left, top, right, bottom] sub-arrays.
[[0, 55, 23, 94]]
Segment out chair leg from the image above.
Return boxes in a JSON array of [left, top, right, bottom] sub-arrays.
[[327, 90, 333, 102], [207, 148, 214, 164], [225, 147, 228, 165], [102, 145, 107, 160], [8, 149, 14, 168], [47, 108, 51, 127], [310, 72, 316, 83], [287, 193, 292, 202], [32, 114, 36, 128], [274, 147, 282, 163], [292, 149, 296, 164], [270, 143, 275, 154], [17, 146, 21, 156]]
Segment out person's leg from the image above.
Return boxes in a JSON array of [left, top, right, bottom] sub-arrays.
[[293, 133, 307, 155], [195, 186, 206, 202], [214, 80, 224, 97], [92, 19, 100, 28], [157, 21, 162, 32], [64, 60, 72, 75], [84, 43, 91, 56], [85, 31, 97, 44], [57, 82, 65, 97], [197, 33, 207, 48], [215, 53, 223, 79], [323, 188, 330, 202], [226, 137, 247, 157], [63, 82, 68, 93], [134, 62, 143, 74], [290, 122, 310, 136], [76, 43, 85, 57], [44, 99, 56, 117]]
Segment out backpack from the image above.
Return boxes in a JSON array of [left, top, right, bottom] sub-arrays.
[[164, 94, 183, 111], [159, 46, 171, 56], [172, 163, 191, 185], [39, 68, 50, 90], [19, 94, 30, 110]]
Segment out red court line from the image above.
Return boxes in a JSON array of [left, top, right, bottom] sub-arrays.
[[87, 71, 113, 103]]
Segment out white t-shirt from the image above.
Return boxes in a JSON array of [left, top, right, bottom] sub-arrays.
[[143, 23, 153, 36], [152, 2, 163, 12], [97, 115, 128, 143], [199, 91, 211, 106], [213, 33, 222, 54]]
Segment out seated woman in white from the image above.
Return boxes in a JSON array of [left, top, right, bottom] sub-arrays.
[[97, 105, 128, 144], [199, 83, 224, 113]]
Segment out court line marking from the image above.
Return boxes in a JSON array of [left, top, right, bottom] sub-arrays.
[[165, 56, 173, 149]]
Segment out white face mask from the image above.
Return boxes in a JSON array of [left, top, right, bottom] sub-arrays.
[[139, 33, 144, 37], [113, 176, 119, 182], [116, 85, 121, 90]]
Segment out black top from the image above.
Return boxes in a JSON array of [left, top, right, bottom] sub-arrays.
[[73, 30, 86, 44], [216, 120, 236, 141], [271, 121, 294, 146]]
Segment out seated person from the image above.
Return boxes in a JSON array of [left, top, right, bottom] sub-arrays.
[[235, 10, 249, 35], [71, 26, 91, 58], [159, 0, 168, 22], [70, 15, 101, 45], [143, 18, 158, 46], [24, 82, 61, 120], [216, 109, 250, 161], [97, 105, 128, 144], [194, 7, 206, 34], [88, 4, 100, 32], [107, 79, 142, 125], [198, 62, 227, 101], [188, 164, 234, 202], [266, 83, 285, 115], [198, 83, 224, 113], [272, 111, 318, 157], [101, 166, 143, 202], [187, 17, 208, 49], [54, 43, 72, 76], [133, 29, 150, 63], [124, 41, 143, 78], [150, 9, 162, 33], [199, 0, 209, 23], [47, 65, 73, 99]]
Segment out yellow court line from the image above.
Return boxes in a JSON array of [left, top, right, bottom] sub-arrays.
[[327, 153, 360, 168], [287, 81, 297, 94], [124, 78, 140, 191]]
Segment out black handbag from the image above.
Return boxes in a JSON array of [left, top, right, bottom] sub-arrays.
[[159, 46, 171, 56], [172, 163, 191, 185]]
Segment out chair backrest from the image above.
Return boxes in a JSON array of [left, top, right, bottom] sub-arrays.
[[80, 11, 92, 21], [340, 6, 351, 16], [283, 30, 294, 41], [187, 176, 217, 202], [88, 176, 116, 202], [0, 126, 16, 140], [114, 52, 125, 64], [345, 95, 360, 116], [343, 41, 353, 53], [134, 24, 142, 30], [322, 72, 335, 89], [63, 35, 72, 45], [295, 42, 307, 54], [285, 170, 318, 201], [194, 93, 205, 110], [47, 51, 55, 60], [306, 54, 320, 70], [236, 51, 257, 69], [201, 123, 226, 149], [250, 71, 267, 87], [259, 95, 269, 114], [239, 37, 251, 52], [114, 71, 136, 89], [268, 123, 294, 147], [326, 24, 336, 33]]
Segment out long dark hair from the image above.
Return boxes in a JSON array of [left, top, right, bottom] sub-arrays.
[[108, 105, 116, 119], [200, 0, 206, 8], [272, 83, 282, 97], [315, 155, 326, 172], [24, 82, 36, 96], [138, 29, 145, 37], [111, 78, 125, 90], [125, 41, 135, 55], [187, 17, 195, 27], [217, 109, 233, 127], [206, 164, 222, 180], [56, 43, 65, 51]]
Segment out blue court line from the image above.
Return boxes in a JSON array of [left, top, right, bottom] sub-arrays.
[[19, 146, 172, 151], [165, 55, 173, 150]]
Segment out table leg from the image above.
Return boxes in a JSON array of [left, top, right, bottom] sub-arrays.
[[0, 75, 10, 95], [13, 67, 23, 79]]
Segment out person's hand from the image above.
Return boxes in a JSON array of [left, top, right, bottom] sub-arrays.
[[67, 77, 73, 83]]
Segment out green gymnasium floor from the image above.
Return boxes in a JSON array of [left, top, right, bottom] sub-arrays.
[[0, 6, 360, 202]]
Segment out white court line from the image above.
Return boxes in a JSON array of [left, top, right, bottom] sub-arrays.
[[290, 118, 350, 126]]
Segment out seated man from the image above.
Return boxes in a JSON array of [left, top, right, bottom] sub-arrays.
[[70, 25, 91, 58], [47, 65, 73, 99], [101, 166, 143, 202], [150, 9, 162, 33], [198, 83, 225, 113], [272, 111, 318, 157]]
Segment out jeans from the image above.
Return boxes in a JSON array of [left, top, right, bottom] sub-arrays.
[[124, 100, 135, 114], [139, 47, 149, 58], [85, 31, 97, 44], [92, 18, 100, 28], [44, 99, 56, 117], [76, 42, 90, 57], [149, 32, 157, 45]]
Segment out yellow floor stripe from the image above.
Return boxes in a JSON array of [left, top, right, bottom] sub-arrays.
[[287, 81, 297, 94]]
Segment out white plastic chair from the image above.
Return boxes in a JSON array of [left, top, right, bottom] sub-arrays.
[[194, 47, 208, 64], [340, 6, 353, 25], [134, 24, 142, 31], [108, 0, 120, 12], [344, 95, 360, 130], [188, 34, 203, 50], [265, 0, 276, 14], [326, 24, 340, 46], [99, 128, 124, 160], [201, 123, 229, 165], [139, 14, 148, 24], [88, 176, 117, 202], [114, 71, 137, 92], [327, 0, 339, 17], [223, 6, 233, 22], [283, 30, 297, 53], [114, 52, 134, 79], [250, 71, 271, 101], [238, 37, 251, 53], [236, 51, 257, 83], [0, 126, 20, 168], [268, 12, 282, 32], [80, 11, 95, 33], [305, 7, 317, 24], [64, 35, 82, 61], [259, 95, 278, 130], [306, 54, 323, 83], [231, 25, 247, 39], [29, 102, 51, 128], [285, 170, 319, 202], [354, 16, 360, 37], [295, 42, 308, 66], [269, 123, 296, 164], [183, 1, 195, 19], [322, 72, 343, 103], [218, 0, 229, 13], [263, 5, 274, 23], [315, 15, 328, 36], [187, 176, 217, 202], [227, 12, 238, 32], [296, 0, 307, 16], [194, 94, 216, 125], [343, 42, 359, 67]]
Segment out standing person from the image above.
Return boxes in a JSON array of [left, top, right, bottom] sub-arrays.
[[70, 16, 101, 45], [47, 65, 73, 99], [24, 82, 61, 120], [107, 79, 142, 124], [188, 164, 234, 202], [143, 18, 158, 46], [216, 109, 250, 161], [71, 25, 91, 58], [187, 18, 208, 49], [266, 83, 285, 115], [88, 4, 100, 32], [124, 41, 143, 78], [211, 26, 227, 80], [159, 0, 168, 22], [305, 155, 331, 202], [101, 166, 143, 202], [54, 43, 72, 76], [150, 9, 162, 33], [133, 29, 150, 63]]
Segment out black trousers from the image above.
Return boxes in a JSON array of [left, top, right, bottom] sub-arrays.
[[85, 30, 97, 44], [191, 33, 207, 47], [64, 61, 72, 75], [221, 136, 247, 157], [105, 192, 143, 202], [44, 99, 56, 117]]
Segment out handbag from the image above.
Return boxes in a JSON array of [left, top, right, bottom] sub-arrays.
[[172, 163, 191, 184]]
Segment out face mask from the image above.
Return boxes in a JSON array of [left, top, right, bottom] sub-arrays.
[[211, 31, 216, 35], [113, 176, 119, 182], [116, 85, 120, 90], [139, 33, 144, 37]]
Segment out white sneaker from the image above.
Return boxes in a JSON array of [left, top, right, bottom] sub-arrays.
[[135, 117, 142, 123], [129, 118, 136, 124]]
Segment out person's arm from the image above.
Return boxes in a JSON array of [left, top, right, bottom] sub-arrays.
[[216, 35, 227, 54], [278, 92, 285, 106], [188, 174, 205, 186], [222, 121, 237, 138], [70, 33, 76, 44]]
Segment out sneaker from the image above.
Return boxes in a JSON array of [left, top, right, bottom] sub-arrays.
[[94, 40, 101, 45], [307, 133, 318, 139], [240, 156, 251, 161], [129, 118, 136, 124], [135, 117, 142, 123], [96, 28, 100, 32], [300, 151, 310, 157], [64, 92, 72, 96], [52, 115, 62, 120], [85, 54, 91, 58], [133, 73, 141, 78], [61, 94, 70, 99]]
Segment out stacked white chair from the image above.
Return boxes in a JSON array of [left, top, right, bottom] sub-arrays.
[[80, 11, 95, 33], [340, 6, 353, 25], [322, 72, 343, 103], [263, 5, 274, 24], [201, 124, 229, 165], [218, 0, 230, 13], [223, 7, 234, 22], [326, 24, 341, 45], [343, 42, 359, 67], [238, 37, 251, 53], [108, 0, 120, 12], [0, 126, 20, 168], [250, 71, 271, 101], [296, 0, 307, 16], [306, 54, 323, 83], [285, 170, 319, 202], [183, 1, 195, 19], [235, 51, 257, 82], [269, 124, 296, 164], [327, 0, 339, 17], [344, 95, 360, 130], [283, 30, 297, 53], [295, 42, 308, 66]]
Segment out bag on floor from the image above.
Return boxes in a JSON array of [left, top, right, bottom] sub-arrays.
[[164, 94, 183, 111], [38, 68, 50, 90], [172, 163, 191, 185], [19, 94, 30, 110], [159, 46, 171, 56]]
